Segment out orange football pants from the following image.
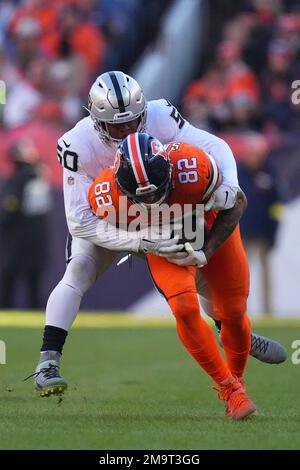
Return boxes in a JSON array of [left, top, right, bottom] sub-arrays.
[[147, 226, 251, 383]]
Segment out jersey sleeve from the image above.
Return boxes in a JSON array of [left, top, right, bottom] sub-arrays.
[[58, 131, 95, 230], [147, 99, 187, 143], [172, 121, 240, 188]]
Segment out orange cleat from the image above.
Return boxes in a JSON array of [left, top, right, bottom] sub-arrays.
[[213, 377, 257, 420]]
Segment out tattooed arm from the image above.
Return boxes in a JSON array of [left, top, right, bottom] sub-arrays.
[[164, 189, 247, 268], [202, 189, 247, 261]]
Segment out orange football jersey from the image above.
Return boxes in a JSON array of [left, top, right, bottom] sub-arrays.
[[88, 142, 219, 230]]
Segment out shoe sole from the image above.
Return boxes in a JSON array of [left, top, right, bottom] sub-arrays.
[[229, 407, 258, 420], [36, 384, 68, 398], [251, 351, 287, 364]]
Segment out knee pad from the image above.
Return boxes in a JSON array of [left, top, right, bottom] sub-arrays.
[[61, 255, 97, 297]]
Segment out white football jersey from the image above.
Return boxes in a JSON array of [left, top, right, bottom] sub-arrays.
[[58, 99, 239, 251]]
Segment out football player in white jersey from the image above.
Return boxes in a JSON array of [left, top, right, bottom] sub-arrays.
[[28, 71, 286, 397]]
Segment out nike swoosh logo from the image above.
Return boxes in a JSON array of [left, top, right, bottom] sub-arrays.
[[63, 140, 71, 148], [224, 191, 229, 205]]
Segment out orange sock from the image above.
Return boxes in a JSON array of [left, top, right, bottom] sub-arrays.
[[199, 225, 251, 378], [219, 313, 251, 377], [168, 292, 232, 384]]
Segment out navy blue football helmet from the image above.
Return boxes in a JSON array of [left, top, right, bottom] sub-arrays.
[[115, 132, 172, 208]]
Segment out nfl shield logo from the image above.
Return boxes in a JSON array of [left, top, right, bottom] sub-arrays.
[[67, 176, 75, 185]]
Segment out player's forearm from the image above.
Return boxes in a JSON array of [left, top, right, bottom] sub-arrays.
[[69, 217, 183, 256], [69, 217, 141, 253], [202, 190, 247, 260]]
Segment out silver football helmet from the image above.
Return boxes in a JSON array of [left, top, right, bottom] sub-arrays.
[[87, 71, 147, 142]]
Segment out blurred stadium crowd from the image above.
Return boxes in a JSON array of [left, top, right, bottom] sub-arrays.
[[183, 0, 300, 136], [0, 0, 299, 312], [0, 0, 170, 184], [0, 0, 172, 119]]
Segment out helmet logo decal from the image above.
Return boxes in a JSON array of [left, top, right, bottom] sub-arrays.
[[150, 140, 168, 160], [108, 72, 126, 113], [127, 133, 149, 188]]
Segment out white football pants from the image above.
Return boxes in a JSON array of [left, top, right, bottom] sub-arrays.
[[45, 236, 216, 331], [45, 236, 117, 330]]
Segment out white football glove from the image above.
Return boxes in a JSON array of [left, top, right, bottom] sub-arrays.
[[139, 234, 184, 256], [166, 242, 207, 267], [205, 184, 239, 212]]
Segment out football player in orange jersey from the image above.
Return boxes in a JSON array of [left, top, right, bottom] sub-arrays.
[[89, 132, 259, 420]]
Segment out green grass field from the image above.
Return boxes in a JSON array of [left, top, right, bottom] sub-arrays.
[[0, 313, 300, 450]]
